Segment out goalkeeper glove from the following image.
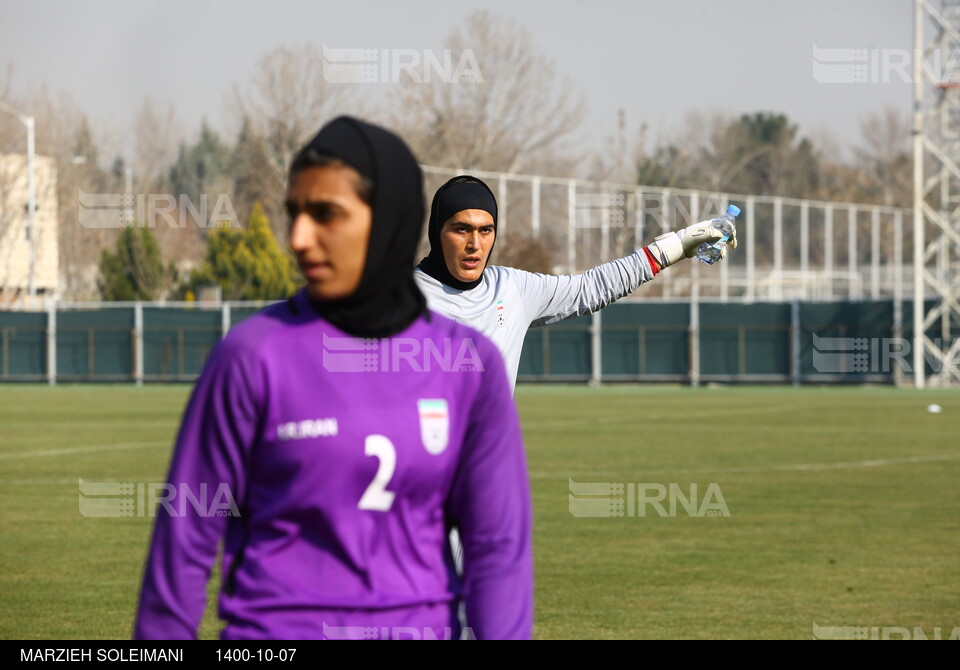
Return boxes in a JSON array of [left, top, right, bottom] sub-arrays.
[[647, 219, 738, 269]]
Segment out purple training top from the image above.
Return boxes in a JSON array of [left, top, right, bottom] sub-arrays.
[[133, 290, 532, 640]]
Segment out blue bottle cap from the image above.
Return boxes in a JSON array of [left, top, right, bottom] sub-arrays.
[[727, 204, 741, 217]]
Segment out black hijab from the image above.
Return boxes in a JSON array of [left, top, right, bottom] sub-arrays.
[[416, 176, 498, 291], [290, 116, 427, 338]]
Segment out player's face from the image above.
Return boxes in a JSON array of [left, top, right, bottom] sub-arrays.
[[439, 209, 496, 283], [286, 165, 372, 301]]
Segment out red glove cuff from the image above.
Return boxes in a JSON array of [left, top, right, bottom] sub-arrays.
[[643, 246, 661, 275]]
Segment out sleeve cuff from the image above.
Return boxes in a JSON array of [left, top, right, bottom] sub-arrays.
[[643, 247, 661, 276]]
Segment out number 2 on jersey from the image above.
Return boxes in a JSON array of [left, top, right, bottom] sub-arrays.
[[357, 434, 397, 511]]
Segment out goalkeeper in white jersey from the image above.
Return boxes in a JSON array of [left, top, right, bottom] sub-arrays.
[[414, 175, 738, 391]]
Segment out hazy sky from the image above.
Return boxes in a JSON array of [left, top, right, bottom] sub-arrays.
[[0, 0, 916, 165]]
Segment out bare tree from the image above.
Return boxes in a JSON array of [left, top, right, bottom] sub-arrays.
[[588, 109, 640, 184], [690, 112, 770, 193], [229, 45, 364, 237], [633, 121, 698, 190], [809, 126, 861, 202], [133, 97, 181, 191], [129, 96, 202, 271], [390, 10, 586, 176], [854, 107, 911, 207]]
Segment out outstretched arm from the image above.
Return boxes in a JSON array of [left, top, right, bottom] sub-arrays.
[[511, 248, 658, 327], [512, 218, 738, 327]]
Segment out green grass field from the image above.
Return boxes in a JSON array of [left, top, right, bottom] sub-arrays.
[[1, 384, 958, 640]]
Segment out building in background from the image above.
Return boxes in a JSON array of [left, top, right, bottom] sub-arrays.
[[0, 152, 58, 307]]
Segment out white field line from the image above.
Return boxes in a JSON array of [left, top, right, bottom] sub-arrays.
[[0, 442, 165, 460], [1, 476, 164, 485], [6, 439, 959, 481], [532, 452, 960, 479], [521, 404, 803, 429]]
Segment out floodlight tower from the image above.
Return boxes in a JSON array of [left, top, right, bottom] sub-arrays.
[[913, 0, 960, 387]]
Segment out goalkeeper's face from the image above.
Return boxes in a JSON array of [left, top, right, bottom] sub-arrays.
[[286, 164, 373, 301], [439, 209, 496, 283]]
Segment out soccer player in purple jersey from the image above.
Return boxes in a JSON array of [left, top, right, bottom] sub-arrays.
[[133, 117, 533, 640]]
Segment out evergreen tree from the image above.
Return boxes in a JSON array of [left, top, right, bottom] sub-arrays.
[[98, 227, 167, 300], [230, 116, 280, 229], [184, 201, 300, 301], [169, 120, 231, 200], [726, 113, 820, 197]]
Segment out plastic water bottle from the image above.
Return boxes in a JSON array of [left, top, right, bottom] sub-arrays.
[[696, 204, 740, 265]]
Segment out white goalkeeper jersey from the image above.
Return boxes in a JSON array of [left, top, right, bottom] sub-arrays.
[[414, 249, 659, 390]]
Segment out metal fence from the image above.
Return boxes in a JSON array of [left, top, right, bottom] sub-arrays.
[[517, 298, 943, 386], [421, 165, 914, 303], [0, 301, 271, 384], [0, 298, 944, 386]]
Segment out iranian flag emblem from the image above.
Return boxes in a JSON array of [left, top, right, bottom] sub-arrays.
[[417, 399, 449, 455]]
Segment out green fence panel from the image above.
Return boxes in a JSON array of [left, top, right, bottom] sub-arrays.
[[800, 301, 894, 378], [603, 303, 689, 377], [0, 311, 47, 379], [547, 329, 592, 377], [601, 329, 640, 376], [744, 328, 790, 375], [600, 302, 689, 327], [518, 329, 545, 376], [699, 326, 740, 376], [520, 314, 594, 379], [143, 308, 222, 379], [56, 309, 134, 380], [700, 303, 791, 377], [643, 327, 689, 376]]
